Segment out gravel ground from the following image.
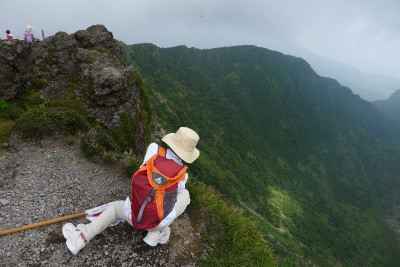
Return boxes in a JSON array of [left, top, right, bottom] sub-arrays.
[[0, 135, 203, 267]]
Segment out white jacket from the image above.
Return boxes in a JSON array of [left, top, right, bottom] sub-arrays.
[[123, 143, 188, 228]]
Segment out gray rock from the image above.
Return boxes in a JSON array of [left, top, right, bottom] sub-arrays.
[[0, 198, 10, 205], [0, 24, 147, 155], [0, 40, 33, 101], [1, 142, 9, 148], [73, 24, 122, 58]]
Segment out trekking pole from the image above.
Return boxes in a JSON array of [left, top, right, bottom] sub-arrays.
[[0, 201, 119, 236], [0, 212, 87, 236]]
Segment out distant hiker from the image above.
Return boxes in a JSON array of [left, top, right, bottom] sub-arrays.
[[5, 30, 13, 40], [62, 127, 200, 255], [24, 25, 36, 43]]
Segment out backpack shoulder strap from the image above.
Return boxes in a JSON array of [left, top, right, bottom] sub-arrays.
[[133, 145, 165, 176], [158, 146, 166, 157]]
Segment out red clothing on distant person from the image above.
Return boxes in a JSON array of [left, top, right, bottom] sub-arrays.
[[6, 33, 13, 40]]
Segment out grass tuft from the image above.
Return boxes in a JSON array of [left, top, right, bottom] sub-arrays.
[[108, 112, 139, 152], [0, 100, 10, 111], [187, 178, 278, 267], [14, 106, 90, 139], [80, 126, 118, 158], [0, 120, 14, 143]]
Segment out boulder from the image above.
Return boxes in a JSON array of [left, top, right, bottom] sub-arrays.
[[0, 40, 33, 101], [73, 24, 122, 58], [0, 24, 148, 153]]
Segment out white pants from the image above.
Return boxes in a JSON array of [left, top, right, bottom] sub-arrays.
[[77, 189, 190, 242]]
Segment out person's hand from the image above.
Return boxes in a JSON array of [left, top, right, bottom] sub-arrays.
[[149, 226, 158, 232]]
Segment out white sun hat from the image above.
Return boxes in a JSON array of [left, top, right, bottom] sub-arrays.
[[162, 127, 200, 163]]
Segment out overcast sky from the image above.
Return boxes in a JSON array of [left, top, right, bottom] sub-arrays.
[[2, 0, 400, 85]]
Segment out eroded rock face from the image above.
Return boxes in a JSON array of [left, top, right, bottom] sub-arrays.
[[0, 25, 147, 153], [73, 24, 122, 58], [0, 40, 33, 100], [32, 31, 80, 99], [81, 64, 139, 127]]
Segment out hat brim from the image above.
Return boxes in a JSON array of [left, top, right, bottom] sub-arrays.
[[162, 133, 200, 163]]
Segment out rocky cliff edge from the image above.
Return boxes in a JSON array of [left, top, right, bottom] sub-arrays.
[[0, 25, 205, 267]]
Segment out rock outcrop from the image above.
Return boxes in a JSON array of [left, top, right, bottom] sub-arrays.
[[0, 25, 203, 266], [0, 40, 33, 100], [0, 25, 149, 154]]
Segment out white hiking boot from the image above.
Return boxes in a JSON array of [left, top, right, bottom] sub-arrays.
[[143, 226, 170, 246], [62, 223, 86, 255]]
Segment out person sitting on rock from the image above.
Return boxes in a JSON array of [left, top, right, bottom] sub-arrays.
[[62, 127, 200, 255], [5, 30, 13, 40]]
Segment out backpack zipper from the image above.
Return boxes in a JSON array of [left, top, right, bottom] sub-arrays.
[[137, 187, 156, 225]]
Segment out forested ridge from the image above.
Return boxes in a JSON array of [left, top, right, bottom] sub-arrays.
[[121, 43, 400, 266], [373, 89, 400, 123], [0, 27, 278, 266]]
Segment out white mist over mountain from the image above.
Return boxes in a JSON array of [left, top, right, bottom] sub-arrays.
[[2, 0, 400, 101], [297, 50, 400, 101]]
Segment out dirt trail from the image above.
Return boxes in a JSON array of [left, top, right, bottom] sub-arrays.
[[0, 135, 203, 266]]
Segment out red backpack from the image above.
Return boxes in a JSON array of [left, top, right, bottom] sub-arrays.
[[130, 146, 187, 229]]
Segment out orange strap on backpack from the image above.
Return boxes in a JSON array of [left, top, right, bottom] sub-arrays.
[[132, 145, 187, 225], [158, 146, 166, 157]]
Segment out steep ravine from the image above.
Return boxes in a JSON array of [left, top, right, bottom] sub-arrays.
[[0, 134, 203, 267]]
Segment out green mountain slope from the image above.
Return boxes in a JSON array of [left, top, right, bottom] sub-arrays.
[[373, 89, 400, 122], [122, 44, 400, 266]]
